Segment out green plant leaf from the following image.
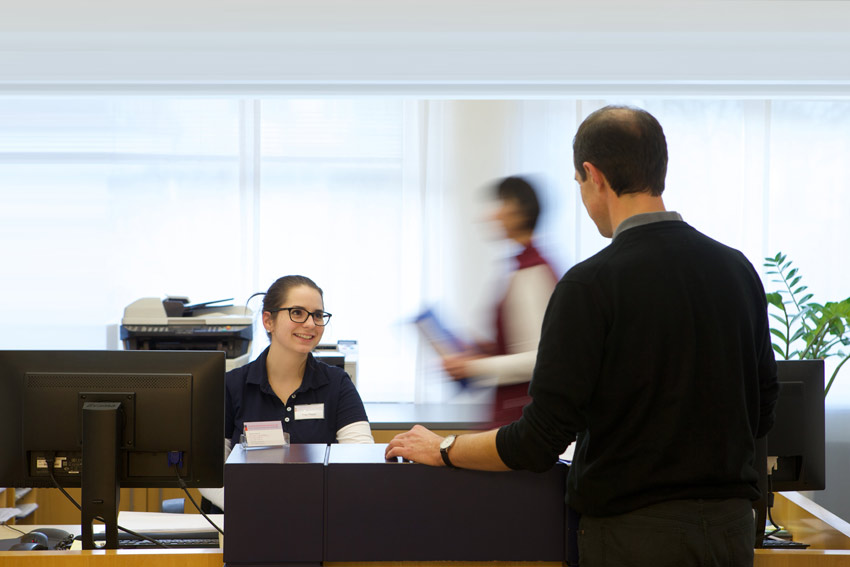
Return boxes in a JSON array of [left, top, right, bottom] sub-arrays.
[[789, 310, 812, 327], [764, 251, 849, 395], [770, 328, 788, 341], [769, 314, 788, 326], [790, 330, 806, 344], [766, 293, 785, 310], [828, 318, 845, 335]]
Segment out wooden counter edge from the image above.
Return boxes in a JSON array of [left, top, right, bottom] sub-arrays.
[[771, 491, 850, 551], [0, 548, 222, 567]]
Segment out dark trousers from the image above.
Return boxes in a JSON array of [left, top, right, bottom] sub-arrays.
[[578, 498, 754, 567]]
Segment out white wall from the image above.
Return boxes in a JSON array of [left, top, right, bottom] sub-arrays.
[[3, 1, 850, 94]]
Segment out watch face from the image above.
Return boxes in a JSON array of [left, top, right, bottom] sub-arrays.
[[440, 435, 455, 450]]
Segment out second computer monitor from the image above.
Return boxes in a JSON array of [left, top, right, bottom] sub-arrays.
[[767, 359, 825, 492]]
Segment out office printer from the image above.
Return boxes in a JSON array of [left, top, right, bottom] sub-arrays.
[[121, 297, 253, 371], [314, 340, 358, 385]]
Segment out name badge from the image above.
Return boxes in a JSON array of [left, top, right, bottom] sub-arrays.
[[294, 403, 325, 420], [243, 420, 288, 447]]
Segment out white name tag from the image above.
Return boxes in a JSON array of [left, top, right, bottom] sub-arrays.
[[294, 403, 325, 420]]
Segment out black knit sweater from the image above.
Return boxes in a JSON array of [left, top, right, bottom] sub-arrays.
[[496, 220, 779, 517]]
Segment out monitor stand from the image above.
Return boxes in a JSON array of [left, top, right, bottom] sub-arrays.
[[80, 401, 122, 550]]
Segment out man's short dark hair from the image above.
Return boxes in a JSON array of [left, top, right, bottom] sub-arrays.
[[573, 105, 668, 196]]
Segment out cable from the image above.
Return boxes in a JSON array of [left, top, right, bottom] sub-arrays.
[[47, 462, 171, 548], [244, 291, 266, 317], [46, 468, 81, 512], [763, 475, 784, 539], [174, 467, 224, 536], [2, 523, 27, 536]]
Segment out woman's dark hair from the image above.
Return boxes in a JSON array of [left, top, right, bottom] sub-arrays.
[[494, 176, 542, 232], [572, 105, 668, 196], [261, 275, 323, 339], [263, 275, 323, 314]]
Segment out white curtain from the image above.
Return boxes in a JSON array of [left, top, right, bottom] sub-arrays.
[[2, 97, 850, 406], [252, 99, 421, 402], [0, 98, 247, 347]]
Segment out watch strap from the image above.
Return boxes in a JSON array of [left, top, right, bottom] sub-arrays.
[[440, 435, 457, 468]]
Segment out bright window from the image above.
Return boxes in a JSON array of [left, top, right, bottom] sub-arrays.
[[2, 97, 850, 405]]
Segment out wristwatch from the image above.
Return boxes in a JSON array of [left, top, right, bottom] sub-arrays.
[[439, 434, 458, 468]]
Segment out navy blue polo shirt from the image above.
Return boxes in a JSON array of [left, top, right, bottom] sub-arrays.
[[225, 347, 369, 446]]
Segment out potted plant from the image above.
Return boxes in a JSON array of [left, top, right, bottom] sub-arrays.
[[764, 252, 850, 396]]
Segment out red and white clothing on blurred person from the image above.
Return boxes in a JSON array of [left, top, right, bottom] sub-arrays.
[[466, 242, 557, 426]]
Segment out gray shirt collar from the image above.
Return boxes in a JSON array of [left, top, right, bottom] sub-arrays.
[[612, 211, 684, 241]]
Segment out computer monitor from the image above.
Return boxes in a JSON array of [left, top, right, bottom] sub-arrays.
[[767, 359, 825, 492], [753, 359, 825, 548], [0, 350, 225, 549]]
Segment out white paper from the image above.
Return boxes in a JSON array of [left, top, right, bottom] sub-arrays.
[[108, 511, 225, 535], [14, 502, 38, 519], [0, 508, 22, 523]]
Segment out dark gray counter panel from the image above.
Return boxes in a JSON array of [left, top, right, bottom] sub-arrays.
[[224, 443, 567, 565], [224, 444, 327, 566], [324, 444, 566, 562]]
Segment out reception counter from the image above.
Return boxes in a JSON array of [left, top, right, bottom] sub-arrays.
[[224, 443, 567, 565], [221, 443, 850, 567]]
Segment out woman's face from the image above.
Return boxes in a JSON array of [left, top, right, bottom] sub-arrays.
[[263, 285, 326, 356], [491, 197, 528, 241]]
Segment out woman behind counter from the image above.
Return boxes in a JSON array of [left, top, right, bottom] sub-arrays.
[[201, 275, 372, 511]]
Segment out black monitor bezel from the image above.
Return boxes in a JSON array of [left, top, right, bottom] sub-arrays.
[[0, 350, 224, 490], [766, 359, 825, 493]]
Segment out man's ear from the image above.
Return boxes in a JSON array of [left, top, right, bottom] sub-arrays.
[[583, 162, 606, 188]]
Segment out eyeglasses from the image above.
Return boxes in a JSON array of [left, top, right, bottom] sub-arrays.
[[266, 307, 332, 326]]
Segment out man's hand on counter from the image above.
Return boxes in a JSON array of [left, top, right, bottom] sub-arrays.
[[385, 425, 511, 471], [385, 424, 444, 466]]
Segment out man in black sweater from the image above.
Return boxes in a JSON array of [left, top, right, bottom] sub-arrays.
[[387, 105, 779, 566]]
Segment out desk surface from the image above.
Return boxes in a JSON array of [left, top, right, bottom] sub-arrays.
[[2, 550, 850, 567], [0, 547, 223, 566], [364, 402, 489, 430]]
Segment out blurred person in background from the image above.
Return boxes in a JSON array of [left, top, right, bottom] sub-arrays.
[[442, 176, 558, 426]]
